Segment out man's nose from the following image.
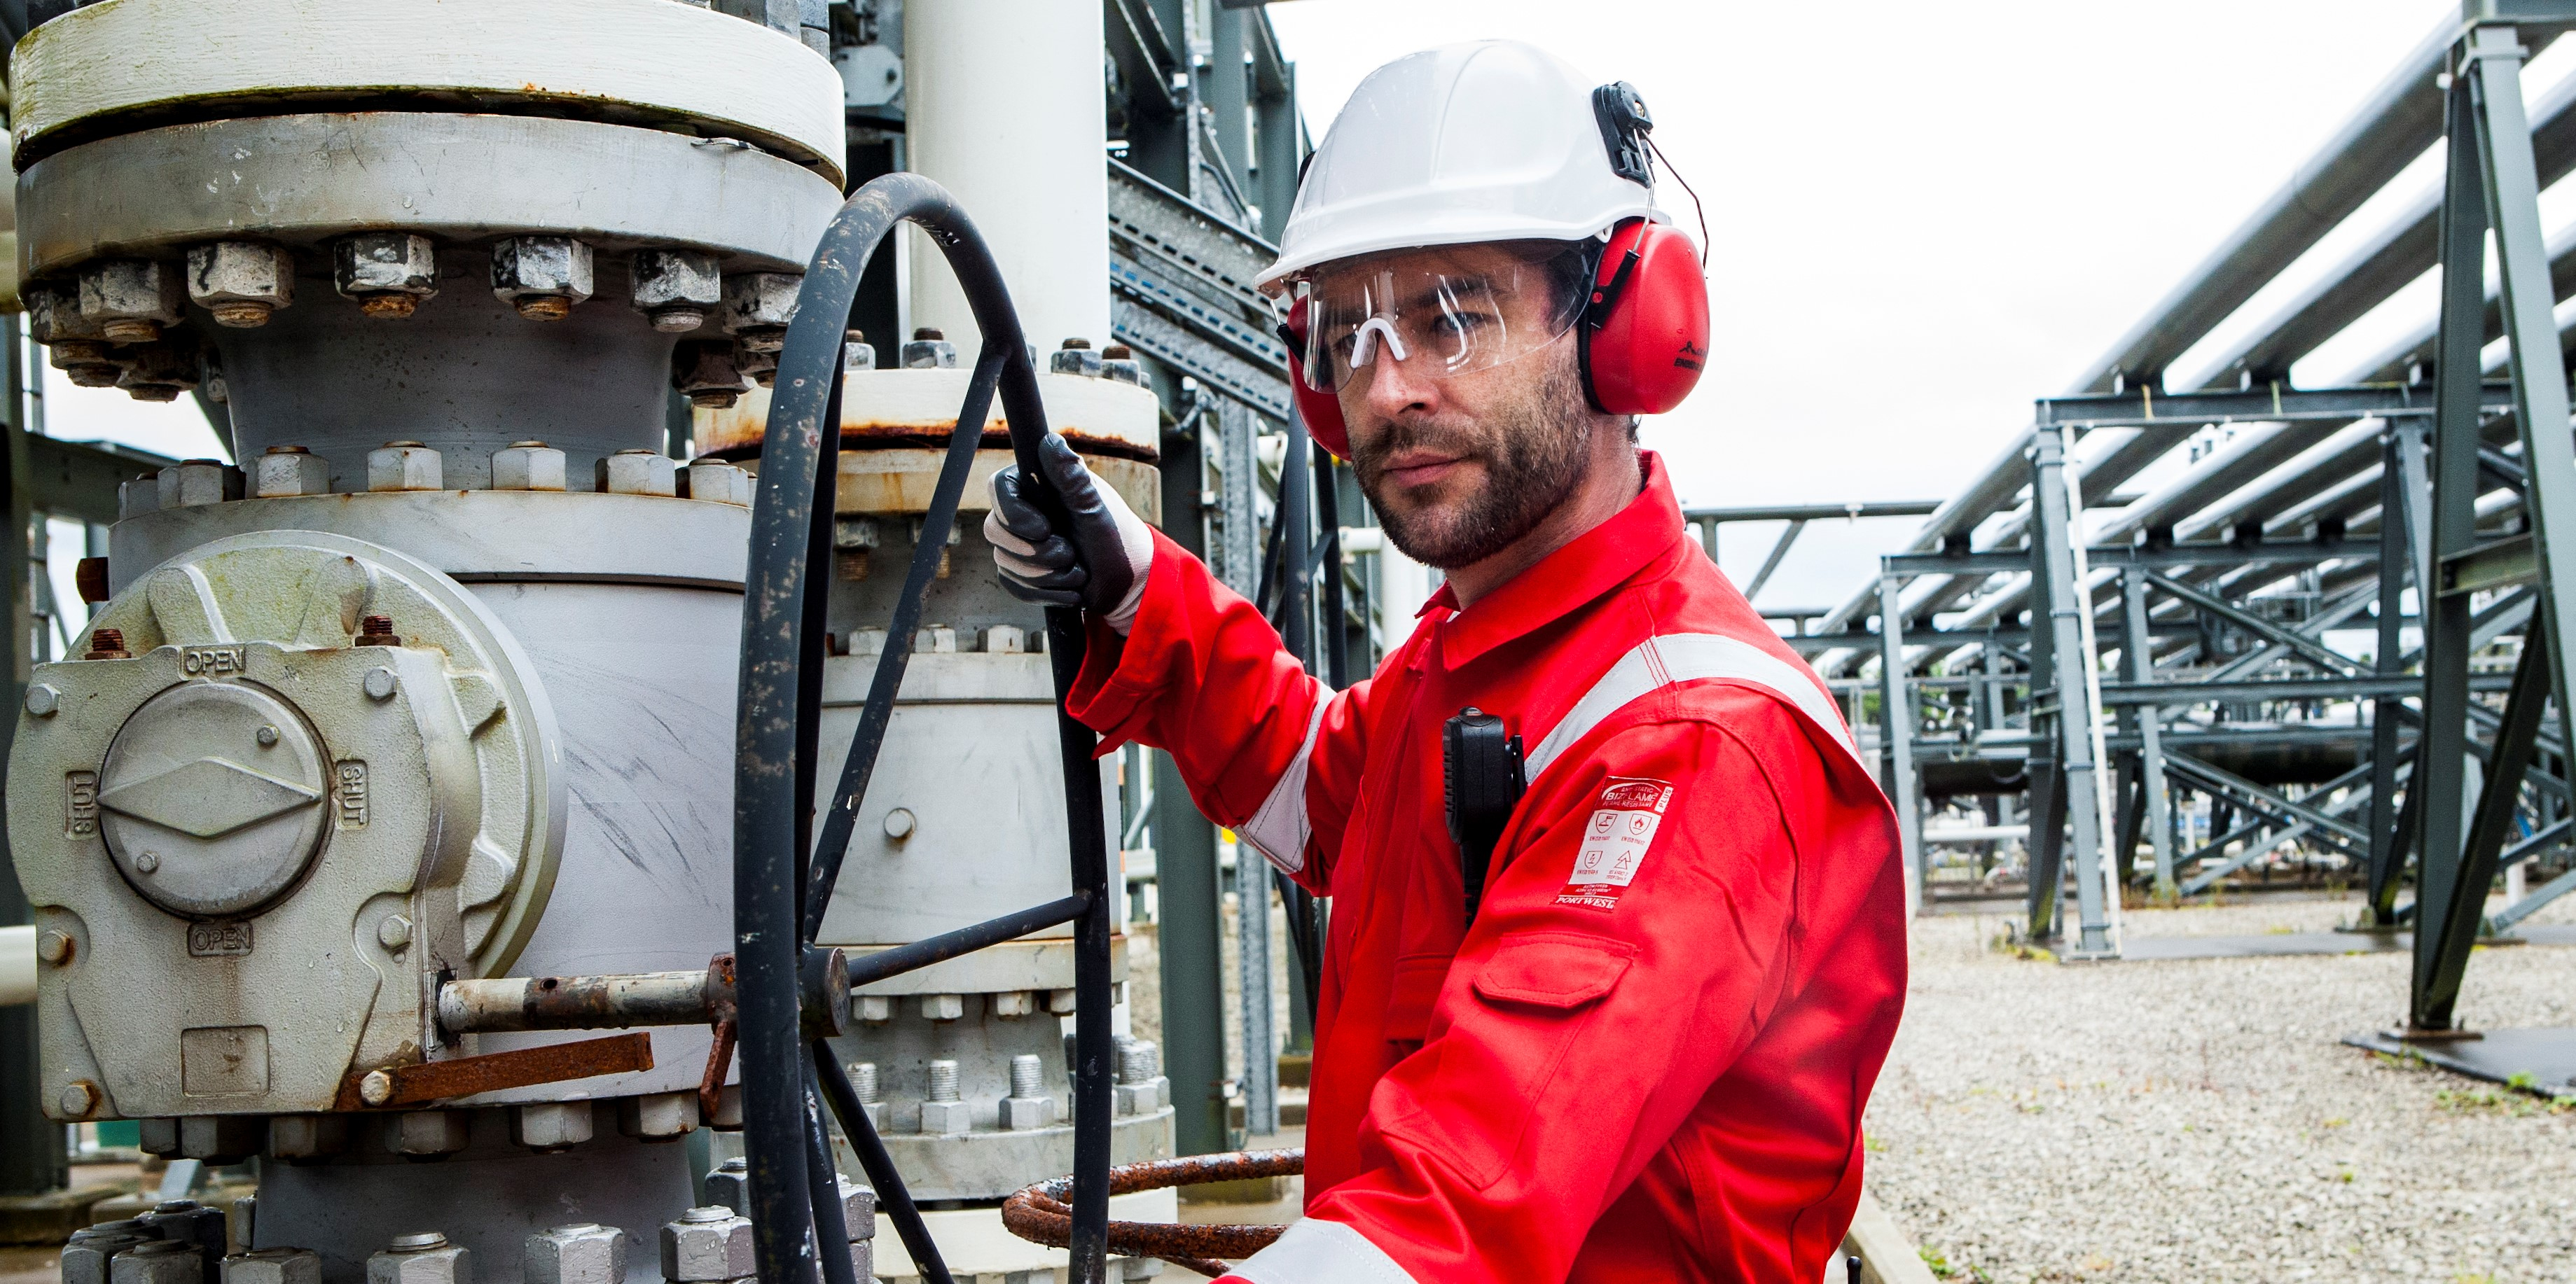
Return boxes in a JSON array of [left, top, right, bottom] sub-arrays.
[[1361, 343, 1439, 423]]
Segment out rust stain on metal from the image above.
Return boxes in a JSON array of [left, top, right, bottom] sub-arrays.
[[334, 1033, 653, 1109], [1002, 1148, 1302, 1272]]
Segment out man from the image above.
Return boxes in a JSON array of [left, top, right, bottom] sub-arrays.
[[988, 40, 1906, 1284]]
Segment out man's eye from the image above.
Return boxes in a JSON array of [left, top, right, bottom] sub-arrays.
[[1432, 312, 1495, 340]]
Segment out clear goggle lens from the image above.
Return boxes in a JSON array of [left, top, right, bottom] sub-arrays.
[[1291, 244, 1590, 393]]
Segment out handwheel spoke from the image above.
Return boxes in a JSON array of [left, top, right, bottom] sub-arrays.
[[813, 1041, 956, 1284]]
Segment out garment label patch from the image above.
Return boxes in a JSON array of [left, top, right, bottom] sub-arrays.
[[1556, 776, 1673, 911]]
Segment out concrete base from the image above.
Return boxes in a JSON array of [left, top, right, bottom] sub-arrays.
[[2106, 922, 2576, 961], [2342, 1026, 2576, 1096]]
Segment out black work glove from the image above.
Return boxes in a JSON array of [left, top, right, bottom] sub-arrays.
[[985, 433, 1154, 633]]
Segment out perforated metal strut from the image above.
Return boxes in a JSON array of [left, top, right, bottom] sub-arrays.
[[733, 172, 1118, 1284]]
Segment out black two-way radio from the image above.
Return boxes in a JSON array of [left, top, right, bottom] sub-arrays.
[[1443, 707, 1528, 928]]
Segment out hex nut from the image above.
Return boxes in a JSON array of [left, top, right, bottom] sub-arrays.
[[63, 1234, 148, 1284], [186, 243, 296, 328], [1114, 1078, 1165, 1117], [990, 990, 1034, 1018], [359, 1072, 396, 1106], [733, 342, 778, 389], [615, 1090, 698, 1141], [684, 459, 754, 506], [836, 1177, 875, 1239], [118, 341, 202, 402], [630, 249, 722, 332], [266, 1115, 349, 1160], [179, 1115, 265, 1162], [57, 1080, 99, 1117], [843, 330, 875, 371], [672, 340, 748, 410], [855, 995, 892, 1024], [137, 1118, 180, 1157], [28, 281, 104, 343], [981, 626, 1027, 655], [918, 1099, 971, 1136], [1002, 1095, 1055, 1131], [1049, 338, 1103, 378], [81, 260, 186, 344], [917, 993, 964, 1021], [111, 1239, 202, 1284], [1047, 988, 1078, 1014], [387, 1110, 470, 1158], [158, 461, 240, 509], [252, 447, 331, 498], [490, 237, 595, 321], [658, 1208, 754, 1283], [335, 234, 439, 318], [596, 449, 677, 496], [510, 1102, 593, 1153], [901, 328, 956, 370], [523, 1223, 625, 1284], [489, 442, 567, 491], [221, 1248, 320, 1284], [719, 272, 801, 349], [704, 1157, 750, 1215], [366, 1235, 468, 1284], [368, 442, 443, 492]]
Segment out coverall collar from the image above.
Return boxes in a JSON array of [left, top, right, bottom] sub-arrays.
[[1421, 449, 1682, 671]]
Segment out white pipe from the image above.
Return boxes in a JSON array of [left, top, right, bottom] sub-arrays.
[[0, 925, 34, 1007], [903, 0, 1110, 356]]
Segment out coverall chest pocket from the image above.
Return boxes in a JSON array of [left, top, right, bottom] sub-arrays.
[[1378, 935, 1635, 1189]]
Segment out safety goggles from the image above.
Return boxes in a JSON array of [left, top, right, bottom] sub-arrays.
[[1287, 242, 1593, 393]]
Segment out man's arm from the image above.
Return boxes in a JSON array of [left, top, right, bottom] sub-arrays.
[[1228, 692, 1904, 1283], [1063, 526, 1364, 891], [985, 440, 1366, 888]]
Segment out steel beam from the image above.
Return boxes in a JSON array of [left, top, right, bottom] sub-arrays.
[[2414, 617, 2551, 1031], [1877, 575, 1924, 913], [2364, 433, 2415, 926], [2121, 568, 2177, 894], [2029, 430, 2112, 954]]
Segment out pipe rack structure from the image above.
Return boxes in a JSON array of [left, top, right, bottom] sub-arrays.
[[1842, 1, 2576, 1035]]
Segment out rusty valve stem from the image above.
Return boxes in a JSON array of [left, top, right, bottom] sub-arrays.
[[435, 947, 845, 1039], [354, 615, 402, 647], [82, 628, 130, 661]]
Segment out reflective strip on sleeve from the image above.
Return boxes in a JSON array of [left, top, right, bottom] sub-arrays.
[[1525, 632, 1861, 782], [1235, 684, 1329, 875], [1225, 1217, 1418, 1284]]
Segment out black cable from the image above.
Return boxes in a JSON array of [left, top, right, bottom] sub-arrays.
[[813, 1045, 955, 1284], [803, 344, 1008, 940], [736, 171, 1114, 1284]]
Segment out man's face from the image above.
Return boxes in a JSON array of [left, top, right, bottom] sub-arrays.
[[1314, 243, 1599, 571]]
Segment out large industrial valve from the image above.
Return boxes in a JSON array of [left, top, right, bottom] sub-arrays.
[[7, 530, 562, 1129]]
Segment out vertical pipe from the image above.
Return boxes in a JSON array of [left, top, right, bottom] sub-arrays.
[[1876, 573, 1923, 915], [1148, 418, 1229, 1156], [2121, 568, 2177, 898], [1205, 4, 1252, 208], [2409, 71, 2489, 1031], [903, 0, 1110, 353], [1256, 62, 1299, 244]]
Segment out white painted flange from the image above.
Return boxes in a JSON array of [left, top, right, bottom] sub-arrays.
[[11, 0, 847, 184]]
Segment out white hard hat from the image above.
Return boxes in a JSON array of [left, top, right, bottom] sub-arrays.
[[1255, 40, 1664, 291]]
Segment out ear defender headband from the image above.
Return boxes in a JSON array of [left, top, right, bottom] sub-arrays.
[[1282, 82, 1710, 460]]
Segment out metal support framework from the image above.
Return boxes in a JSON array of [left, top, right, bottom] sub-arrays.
[[2028, 431, 2114, 954]]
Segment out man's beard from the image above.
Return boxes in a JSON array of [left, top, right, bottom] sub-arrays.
[[1355, 361, 1595, 571]]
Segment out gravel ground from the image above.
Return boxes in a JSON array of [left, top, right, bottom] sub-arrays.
[[1870, 892, 2576, 1283]]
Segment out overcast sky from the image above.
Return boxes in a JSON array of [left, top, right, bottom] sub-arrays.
[[1270, 0, 2489, 611], [50, 0, 2519, 622]]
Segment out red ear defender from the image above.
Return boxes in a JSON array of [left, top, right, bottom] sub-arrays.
[[1578, 218, 1710, 416], [1280, 297, 1354, 459]]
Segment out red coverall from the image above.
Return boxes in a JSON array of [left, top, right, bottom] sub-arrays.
[[1069, 452, 1908, 1283]]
